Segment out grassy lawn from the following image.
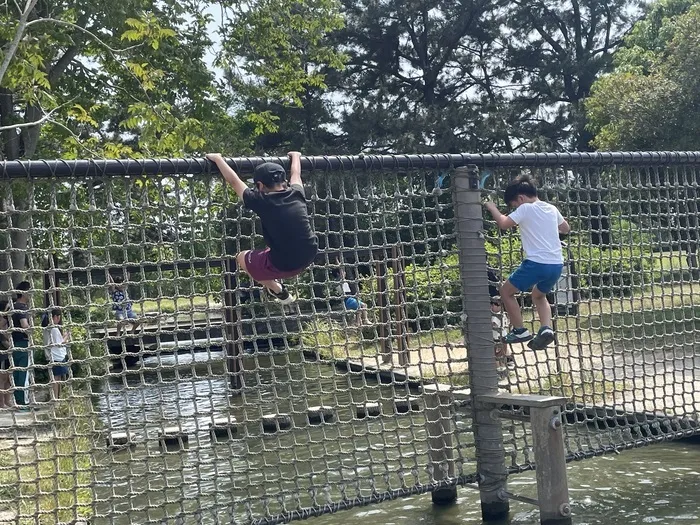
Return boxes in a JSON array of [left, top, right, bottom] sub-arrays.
[[301, 277, 700, 361], [515, 370, 628, 405], [137, 295, 220, 314], [409, 328, 463, 348], [0, 398, 95, 524], [300, 319, 368, 360]]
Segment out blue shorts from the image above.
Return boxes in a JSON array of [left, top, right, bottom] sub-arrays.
[[508, 260, 563, 294], [51, 358, 69, 377]]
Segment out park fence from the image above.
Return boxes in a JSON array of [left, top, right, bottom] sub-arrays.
[[0, 152, 698, 524]]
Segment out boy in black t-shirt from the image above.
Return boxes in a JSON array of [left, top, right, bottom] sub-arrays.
[[207, 152, 318, 304]]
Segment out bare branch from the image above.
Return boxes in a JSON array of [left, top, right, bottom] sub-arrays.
[[0, 0, 39, 85], [0, 99, 73, 132], [47, 118, 103, 158], [25, 18, 143, 54]]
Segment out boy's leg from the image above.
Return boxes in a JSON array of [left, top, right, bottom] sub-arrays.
[[500, 280, 523, 328], [531, 286, 552, 329], [52, 373, 60, 400], [360, 302, 370, 324], [236, 251, 283, 294], [527, 264, 562, 350], [528, 286, 556, 350], [259, 279, 283, 294], [500, 280, 532, 343]]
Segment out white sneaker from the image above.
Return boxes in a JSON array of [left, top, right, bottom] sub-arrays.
[[267, 284, 296, 305]]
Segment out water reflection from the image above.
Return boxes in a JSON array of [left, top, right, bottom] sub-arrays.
[[90, 350, 699, 525], [309, 442, 700, 525]]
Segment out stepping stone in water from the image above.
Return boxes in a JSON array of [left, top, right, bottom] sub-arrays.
[[394, 397, 421, 414], [307, 406, 336, 424], [158, 426, 189, 450], [262, 414, 292, 433], [355, 402, 381, 419], [210, 417, 238, 441]]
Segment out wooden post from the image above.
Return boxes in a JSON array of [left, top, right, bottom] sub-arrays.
[[374, 251, 391, 364], [424, 387, 457, 505], [391, 245, 409, 366], [453, 165, 510, 521], [44, 253, 60, 309], [479, 393, 571, 525], [530, 403, 572, 525], [223, 256, 243, 391]]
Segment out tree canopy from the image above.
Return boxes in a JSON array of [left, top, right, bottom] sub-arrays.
[[586, 0, 700, 150]]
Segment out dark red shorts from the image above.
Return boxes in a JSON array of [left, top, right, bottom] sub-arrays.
[[243, 249, 306, 281]]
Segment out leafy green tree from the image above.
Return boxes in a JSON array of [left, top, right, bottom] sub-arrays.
[[0, 0, 233, 289], [586, 0, 700, 150], [586, 0, 700, 272], [503, 0, 635, 151], [336, 0, 511, 153], [216, 0, 346, 153]]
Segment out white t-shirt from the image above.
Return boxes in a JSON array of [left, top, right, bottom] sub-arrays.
[[509, 201, 564, 264], [43, 326, 67, 362], [492, 313, 510, 341]]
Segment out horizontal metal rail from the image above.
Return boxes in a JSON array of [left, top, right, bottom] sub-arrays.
[[3, 151, 700, 178]]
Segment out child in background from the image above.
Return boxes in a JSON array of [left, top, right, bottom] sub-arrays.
[[107, 274, 139, 336], [206, 152, 318, 304], [42, 309, 71, 400], [491, 296, 513, 369], [484, 175, 570, 350], [11, 281, 33, 408], [337, 262, 370, 326]]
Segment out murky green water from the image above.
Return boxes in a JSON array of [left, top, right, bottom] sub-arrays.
[[90, 350, 700, 524], [308, 441, 700, 525]]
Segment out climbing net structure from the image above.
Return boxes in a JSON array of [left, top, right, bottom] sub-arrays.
[[0, 153, 698, 524]]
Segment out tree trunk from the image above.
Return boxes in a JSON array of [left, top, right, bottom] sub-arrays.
[[0, 190, 29, 291], [22, 104, 42, 158], [0, 88, 20, 160]]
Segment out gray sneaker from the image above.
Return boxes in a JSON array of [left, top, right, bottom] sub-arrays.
[[528, 327, 555, 350], [502, 328, 533, 344]]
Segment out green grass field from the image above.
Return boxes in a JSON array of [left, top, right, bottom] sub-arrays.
[[0, 398, 95, 524]]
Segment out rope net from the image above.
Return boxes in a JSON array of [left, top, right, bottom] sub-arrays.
[[0, 153, 697, 524]]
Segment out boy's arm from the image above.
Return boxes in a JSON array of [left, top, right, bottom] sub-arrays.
[[484, 201, 517, 230], [206, 153, 248, 199], [288, 151, 302, 186], [106, 273, 114, 292], [557, 210, 571, 234]]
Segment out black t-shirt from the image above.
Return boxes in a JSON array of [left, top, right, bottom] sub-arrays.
[[243, 184, 318, 271], [487, 269, 500, 297], [11, 301, 29, 343]]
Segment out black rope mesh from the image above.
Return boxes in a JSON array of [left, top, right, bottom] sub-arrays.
[[0, 153, 698, 524]]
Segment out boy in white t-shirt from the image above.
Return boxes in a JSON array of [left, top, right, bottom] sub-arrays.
[[484, 175, 570, 350]]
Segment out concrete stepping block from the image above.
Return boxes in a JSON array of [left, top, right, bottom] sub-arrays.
[[262, 414, 292, 433], [307, 406, 336, 424], [105, 431, 136, 450], [394, 397, 421, 414], [209, 417, 238, 440], [158, 426, 189, 450], [355, 402, 381, 419]]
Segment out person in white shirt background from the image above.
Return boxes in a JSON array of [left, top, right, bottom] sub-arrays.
[[42, 309, 71, 400], [491, 296, 512, 369], [336, 260, 370, 326], [484, 175, 570, 351]]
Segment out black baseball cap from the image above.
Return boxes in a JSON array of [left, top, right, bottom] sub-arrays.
[[253, 162, 286, 187]]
